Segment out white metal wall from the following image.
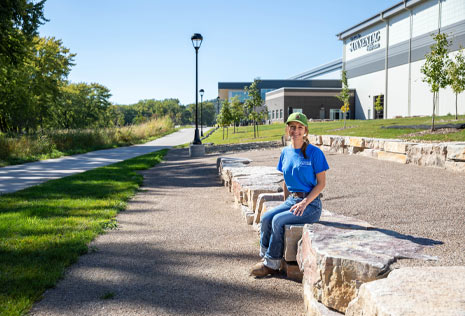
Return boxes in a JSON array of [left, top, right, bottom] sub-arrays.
[[348, 70, 385, 119], [343, 0, 465, 119]]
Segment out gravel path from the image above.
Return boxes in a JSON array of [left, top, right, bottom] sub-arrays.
[[224, 148, 465, 268], [30, 148, 304, 316], [30, 146, 465, 316]]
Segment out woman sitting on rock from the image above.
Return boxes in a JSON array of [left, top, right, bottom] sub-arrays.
[[250, 112, 329, 277]]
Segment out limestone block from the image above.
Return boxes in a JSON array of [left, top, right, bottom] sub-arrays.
[[247, 182, 283, 211], [329, 136, 345, 153], [285, 213, 373, 262], [363, 138, 375, 149], [446, 143, 465, 161], [297, 224, 436, 313], [216, 156, 251, 173], [320, 145, 332, 152], [261, 200, 283, 214], [284, 224, 305, 261], [252, 200, 284, 231], [445, 160, 465, 173], [303, 275, 344, 316], [348, 146, 363, 155], [309, 135, 323, 145], [407, 143, 447, 168], [346, 266, 465, 316], [241, 205, 253, 225], [357, 148, 378, 159], [281, 260, 303, 281], [377, 151, 407, 164], [348, 137, 365, 148], [383, 141, 414, 154], [253, 193, 285, 225], [322, 135, 332, 146]]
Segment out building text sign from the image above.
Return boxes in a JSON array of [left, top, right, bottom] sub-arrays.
[[349, 31, 381, 52]]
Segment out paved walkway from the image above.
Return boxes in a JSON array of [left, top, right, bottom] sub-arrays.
[[0, 128, 209, 194], [30, 148, 304, 316], [24, 145, 465, 315]]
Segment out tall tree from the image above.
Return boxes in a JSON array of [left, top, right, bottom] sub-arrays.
[[447, 48, 465, 120], [421, 32, 451, 131], [0, 36, 75, 132], [336, 70, 350, 128], [0, 0, 47, 65]]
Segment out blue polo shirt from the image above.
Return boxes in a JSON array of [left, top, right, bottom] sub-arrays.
[[277, 144, 329, 193]]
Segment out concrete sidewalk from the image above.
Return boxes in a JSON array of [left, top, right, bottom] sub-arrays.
[[0, 128, 209, 194]]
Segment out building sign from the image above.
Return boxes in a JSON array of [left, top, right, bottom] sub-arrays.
[[349, 31, 381, 52]]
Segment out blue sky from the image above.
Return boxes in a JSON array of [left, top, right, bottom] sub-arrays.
[[39, 0, 399, 105]]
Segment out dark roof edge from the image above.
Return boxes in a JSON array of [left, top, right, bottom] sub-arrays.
[[289, 59, 342, 80]]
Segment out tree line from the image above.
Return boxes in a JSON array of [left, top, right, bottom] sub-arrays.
[[0, 0, 218, 135]]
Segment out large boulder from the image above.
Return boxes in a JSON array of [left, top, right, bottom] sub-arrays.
[[346, 266, 465, 316], [285, 212, 373, 262], [297, 224, 436, 313]]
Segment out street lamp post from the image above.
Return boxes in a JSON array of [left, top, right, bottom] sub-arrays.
[[199, 89, 204, 137], [216, 96, 220, 115], [191, 33, 203, 144]]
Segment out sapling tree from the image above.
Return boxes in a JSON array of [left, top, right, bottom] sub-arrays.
[[230, 96, 245, 133], [217, 99, 232, 139], [447, 47, 465, 120], [421, 32, 451, 130], [244, 79, 264, 138], [336, 70, 350, 128], [375, 94, 383, 119]]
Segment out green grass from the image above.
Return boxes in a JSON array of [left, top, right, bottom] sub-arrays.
[[206, 115, 465, 145], [0, 149, 168, 316]]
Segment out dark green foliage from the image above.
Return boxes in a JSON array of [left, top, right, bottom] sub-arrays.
[[0, 0, 47, 65]]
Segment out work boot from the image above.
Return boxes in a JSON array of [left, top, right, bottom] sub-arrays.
[[250, 262, 279, 277]]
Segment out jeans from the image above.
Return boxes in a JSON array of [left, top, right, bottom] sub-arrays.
[[260, 196, 322, 270]]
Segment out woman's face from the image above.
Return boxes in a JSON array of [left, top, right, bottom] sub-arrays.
[[287, 122, 307, 141]]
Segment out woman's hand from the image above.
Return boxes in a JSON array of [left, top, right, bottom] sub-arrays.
[[290, 199, 309, 216]]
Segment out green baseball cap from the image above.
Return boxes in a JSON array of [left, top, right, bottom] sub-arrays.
[[286, 112, 308, 127]]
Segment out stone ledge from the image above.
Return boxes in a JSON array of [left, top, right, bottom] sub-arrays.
[[346, 266, 465, 316], [308, 134, 465, 173], [297, 223, 437, 313]]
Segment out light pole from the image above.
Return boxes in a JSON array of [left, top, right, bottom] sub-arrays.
[[199, 88, 204, 136], [191, 33, 203, 144], [216, 96, 220, 115]]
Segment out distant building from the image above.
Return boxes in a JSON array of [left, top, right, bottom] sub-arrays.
[[219, 0, 465, 121], [218, 79, 352, 122], [335, 0, 465, 119]]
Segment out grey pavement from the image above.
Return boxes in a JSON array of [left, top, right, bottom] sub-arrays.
[[0, 127, 210, 194]]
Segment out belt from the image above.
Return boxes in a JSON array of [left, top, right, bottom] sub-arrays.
[[290, 192, 308, 198], [290, 192, 323, 199]]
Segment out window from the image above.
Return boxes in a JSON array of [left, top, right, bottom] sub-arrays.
[[228, 90, 249, 102], [260, 88, 275, 100], [280, 109, 283, 119]]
